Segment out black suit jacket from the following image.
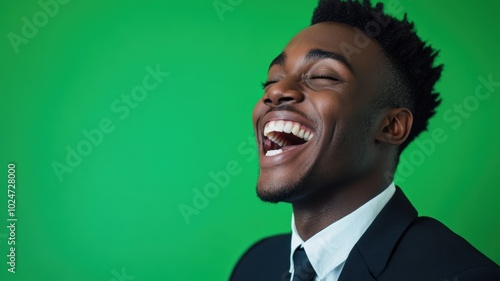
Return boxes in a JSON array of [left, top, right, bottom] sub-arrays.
[[230, 187, 500, 280]]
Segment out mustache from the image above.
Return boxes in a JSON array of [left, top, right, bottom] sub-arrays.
[[266, 104, 314, 123]]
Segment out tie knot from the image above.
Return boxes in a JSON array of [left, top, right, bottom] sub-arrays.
[[292, 247, 316, 281]]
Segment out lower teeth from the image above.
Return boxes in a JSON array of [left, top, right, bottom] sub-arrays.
[[265, 149, 283, 156]]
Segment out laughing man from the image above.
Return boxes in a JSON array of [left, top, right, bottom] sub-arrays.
[[230, 0, 500, 280]]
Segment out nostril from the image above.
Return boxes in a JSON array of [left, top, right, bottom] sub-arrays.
[[264, 96, 296, 106], [263, 86, 304, 106], [279, 97, 294, 103]]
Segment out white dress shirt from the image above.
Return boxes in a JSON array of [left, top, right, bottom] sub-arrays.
[[289, 182, 396, 281]]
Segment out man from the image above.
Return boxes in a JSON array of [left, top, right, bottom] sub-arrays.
[[230, 0, 500, 280]]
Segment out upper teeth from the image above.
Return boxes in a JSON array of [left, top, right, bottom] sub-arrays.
[[264, 120, 314, 141]]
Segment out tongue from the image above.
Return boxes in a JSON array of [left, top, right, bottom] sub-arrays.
[[264, 138, 281, 151], [270, 139, 281, 150]]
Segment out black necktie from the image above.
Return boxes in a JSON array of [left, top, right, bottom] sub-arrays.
[[292, 247, 316, 281]]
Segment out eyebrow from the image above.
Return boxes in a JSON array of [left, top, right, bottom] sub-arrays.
[[268, 49, 355, 76], [268, 52, 286, 69], [305, 48, 355, 75]]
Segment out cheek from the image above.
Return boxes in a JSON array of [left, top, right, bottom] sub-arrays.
[[315, 96, 372, 157], [252, 101, 265, 124], [329, 113, 378, 172], [313, 94, 345, 139], [312, 88, 350, 114]]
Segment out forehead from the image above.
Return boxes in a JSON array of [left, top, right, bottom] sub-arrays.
[[281, 22, 387, 77]]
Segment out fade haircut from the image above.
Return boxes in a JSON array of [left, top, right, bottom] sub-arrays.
[[312, 0, 443, 155]]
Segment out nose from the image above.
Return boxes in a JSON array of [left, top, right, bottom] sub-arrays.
[[263, 79, 304, 106]]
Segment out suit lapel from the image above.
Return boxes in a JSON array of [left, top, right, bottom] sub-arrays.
[[339, 187, 418, 281], [338, 246, 377, 281]]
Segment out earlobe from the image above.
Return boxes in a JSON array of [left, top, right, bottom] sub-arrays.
[[375, 108, 413, 145]]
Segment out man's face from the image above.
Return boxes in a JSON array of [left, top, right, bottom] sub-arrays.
[[253, 22, 390, 203]]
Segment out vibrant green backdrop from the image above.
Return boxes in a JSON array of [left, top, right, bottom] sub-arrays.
[[1, 0, 499, 280]]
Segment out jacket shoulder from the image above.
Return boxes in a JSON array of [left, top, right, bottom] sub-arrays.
[[381, 216, 500, 280], [230, 233, 291, 281]]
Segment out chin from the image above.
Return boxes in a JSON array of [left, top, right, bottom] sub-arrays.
[[256, 184, 292, 203], [256, 174, 313, 203]]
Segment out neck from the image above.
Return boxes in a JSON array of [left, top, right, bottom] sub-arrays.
[[292, 172, 390, 241]]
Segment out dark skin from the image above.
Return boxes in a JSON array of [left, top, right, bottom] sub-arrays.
[[252, 22, 413, 241]]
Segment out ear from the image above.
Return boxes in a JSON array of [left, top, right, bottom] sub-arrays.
[[375, 108, 413, 145]]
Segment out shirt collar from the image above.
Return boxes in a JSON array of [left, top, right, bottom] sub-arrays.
[[289, 182, 396, 279]]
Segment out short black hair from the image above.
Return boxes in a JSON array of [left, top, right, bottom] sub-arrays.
[[312, 0, 443, 155]]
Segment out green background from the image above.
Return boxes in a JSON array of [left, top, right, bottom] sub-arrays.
[[1, 0, 499, 280]]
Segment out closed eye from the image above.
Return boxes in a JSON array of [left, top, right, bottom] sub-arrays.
[[261, 75, 342, 89], [308, 75, 341, 82], [303, 74, 344, 89], [261, 80, 278, 89]]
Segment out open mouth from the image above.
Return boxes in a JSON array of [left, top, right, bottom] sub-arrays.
[[263, 120, 314, 156]]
